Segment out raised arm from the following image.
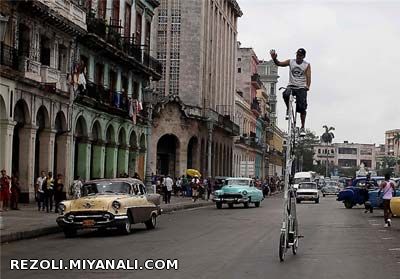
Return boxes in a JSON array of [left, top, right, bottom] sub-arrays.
[[270, 49, 290, 67]]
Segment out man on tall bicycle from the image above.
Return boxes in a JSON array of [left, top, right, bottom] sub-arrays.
[[269, 48, 311, 137]]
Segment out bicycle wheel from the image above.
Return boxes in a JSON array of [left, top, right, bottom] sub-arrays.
[[292, 238, 298, 255], [279, 231, 286, 262]]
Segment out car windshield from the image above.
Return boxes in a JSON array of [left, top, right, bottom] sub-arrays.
[[226, 179, 250, 186], [326, 182, 337, 187], [82, 182, 132, 196], [299, 183, 317, 189], [294, 177, 310, 184]]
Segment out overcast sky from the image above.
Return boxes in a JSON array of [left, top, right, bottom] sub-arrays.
[[236, 0, 400, 145]]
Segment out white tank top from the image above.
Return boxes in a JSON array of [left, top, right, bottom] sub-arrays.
[[382, 181, 394, 200], [288, 59, 309, 88]]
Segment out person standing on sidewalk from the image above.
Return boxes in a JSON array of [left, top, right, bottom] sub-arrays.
[[71, 176, 83, 199], [54, 174, 64, 213], [44, 172, 55, 213], [164, 175, 173, 204], [379, 173, 396, 227], [0, 169, 11, 211], [35, 171, 46, 211], [191, 176, 200, 202], [10, 172, 21, 210]]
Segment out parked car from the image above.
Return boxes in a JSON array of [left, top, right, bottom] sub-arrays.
[[321, 182, 340, 197], [337, 176, 384, 209], [296, 182, 320, 203], [57, 178, 161, 237], [212, 177, 263, 209]]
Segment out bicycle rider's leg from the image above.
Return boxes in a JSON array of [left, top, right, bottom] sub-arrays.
[[300, 111, 306, 129]]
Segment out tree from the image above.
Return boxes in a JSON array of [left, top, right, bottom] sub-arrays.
[[293, 129, 319, 172], [321, 125, 335, 177]]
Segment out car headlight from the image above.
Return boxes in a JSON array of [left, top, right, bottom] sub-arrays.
[[58, 203, 66, 215], [112, 201, 121, 210], [242, 190, 248, 195]]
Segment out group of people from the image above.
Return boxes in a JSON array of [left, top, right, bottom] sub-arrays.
[[152, 174, 212, 204], [0, 169, 21, 211], [35, 171, 65, 213]]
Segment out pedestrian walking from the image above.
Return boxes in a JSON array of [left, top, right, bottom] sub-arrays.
[[10, 172, 21, 210], [54, 174, 64, 213], [379, 173, 396, 227], [35, 171, 46, 211], [191, 176, 200, 202], [0, 169, 11, 211], [164, 175, 173, 204], [43, 172, 55, 213]]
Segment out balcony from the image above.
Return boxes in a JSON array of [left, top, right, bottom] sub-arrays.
[[251, 73, 263, 89], [251, 98, 261, 115], [81, 81, 129, 115], [20, 0, 86, 34], [0, 43, 18, 70], [85, 15, 162, 79]]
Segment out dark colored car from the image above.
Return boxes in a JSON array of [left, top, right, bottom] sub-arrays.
[[337, 177, 383, 209]]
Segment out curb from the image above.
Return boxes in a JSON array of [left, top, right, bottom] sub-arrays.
[[0, 201, 212, 244]]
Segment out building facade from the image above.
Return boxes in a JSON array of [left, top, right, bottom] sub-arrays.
[[150, 0, 242, 178], [385, 129, 400, 157], [258, 59, 283, 177], [233, 44, 268, 178], [0, 0, 161, 202], [313, 142, 377, 171]]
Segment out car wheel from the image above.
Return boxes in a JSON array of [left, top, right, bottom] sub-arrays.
[[216, 202, 222, 209], [296, 199, 301, 204], [228, 203, 234, 209], [323, 194, 326, 197], [120, 218, 132, 234], [279, 232, 286, 262], [243, 202, 249, 208], [254, 201, 260, 208], [344, 200, 353, 209], [63, 228, 77, 238], [145, 214, 157, 230], [315, 198, 319, 204]]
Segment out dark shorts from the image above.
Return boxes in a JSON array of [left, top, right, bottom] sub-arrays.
[[283, 87, 308, 113]]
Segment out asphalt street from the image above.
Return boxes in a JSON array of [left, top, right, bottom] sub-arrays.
[[1, 195, 399, 279]]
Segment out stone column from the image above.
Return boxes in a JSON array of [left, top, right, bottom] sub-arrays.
[[19, 125, 38, 202], [91, 142, 105, 179], [0, 120, 15, 175], [39, 129, 57, 175], [178, 138, 187, 179], [76, 138, 91, 181], [117, 145, 129, 176], [105, 144, 117, 178], [55, 133, 72, 189]]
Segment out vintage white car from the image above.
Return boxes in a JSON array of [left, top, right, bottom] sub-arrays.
[[296, 182, 320, 203], [57, 178, 161, 237]]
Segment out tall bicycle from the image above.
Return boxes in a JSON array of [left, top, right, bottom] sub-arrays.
[[278, 86, 302, 262]]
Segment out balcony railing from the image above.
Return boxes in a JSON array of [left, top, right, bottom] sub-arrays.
[[0, 43, 18, 70], [85, 81, 129, 113]]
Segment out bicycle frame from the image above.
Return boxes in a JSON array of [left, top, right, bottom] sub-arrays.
[[279, 88, 299, 262]]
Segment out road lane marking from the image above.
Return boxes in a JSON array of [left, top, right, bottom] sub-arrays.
[[388, 248, 400, 251], [382, 237, 394, 240]]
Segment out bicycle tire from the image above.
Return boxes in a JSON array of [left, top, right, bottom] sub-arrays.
[[279, 231, 286, 262]]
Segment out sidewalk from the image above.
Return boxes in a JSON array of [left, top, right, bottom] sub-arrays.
[[0, 196, 212, 243]]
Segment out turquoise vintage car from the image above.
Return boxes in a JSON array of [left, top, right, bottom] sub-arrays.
[[212, 178, 264, 209]]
